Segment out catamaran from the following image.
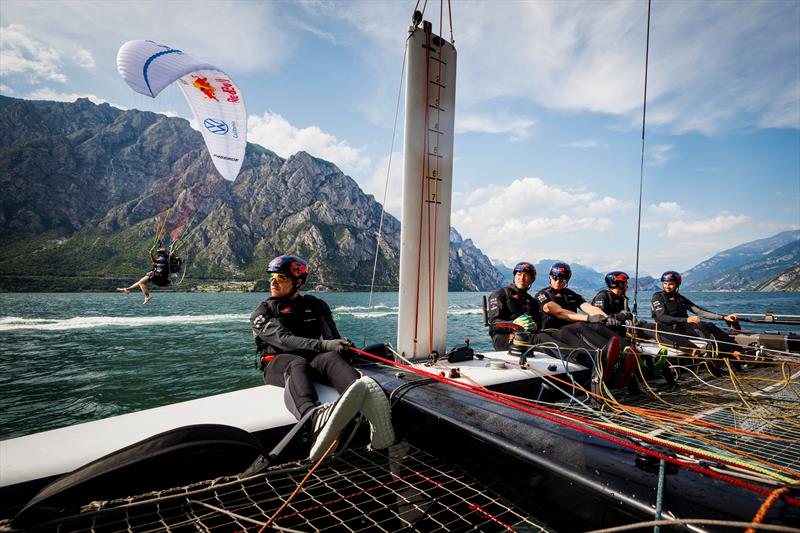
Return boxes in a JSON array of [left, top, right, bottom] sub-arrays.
[[1, 5, 799, 532]]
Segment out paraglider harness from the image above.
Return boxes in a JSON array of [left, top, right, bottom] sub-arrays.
[[151, 240, 183, 287]]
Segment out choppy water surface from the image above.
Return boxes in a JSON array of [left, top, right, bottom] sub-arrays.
[[1, 290, 797, 439]]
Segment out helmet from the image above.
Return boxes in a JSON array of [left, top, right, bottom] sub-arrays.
[[660, 270, 682, 286], [605, 271, 629, 289], [513, 261, 537, 280], [267, 255, 309, 282], [549, 262, 572, 280]]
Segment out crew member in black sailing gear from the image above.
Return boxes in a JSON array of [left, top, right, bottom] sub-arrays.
[[487, 262, 591, 365], [250, 255, 358, 422], [537, 262, 639, 389], [592, 272, 632, 324], [592, 271, 656, 338], [594, 271, 669, 381], [651, 271, 743, 370], [116, 243, 182, 304]]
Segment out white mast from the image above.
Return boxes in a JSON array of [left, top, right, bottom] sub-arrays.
[[397, 19, 457, 360]]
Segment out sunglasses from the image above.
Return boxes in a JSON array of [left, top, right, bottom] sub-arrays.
[[270, 273, 290, 284], [551, 276, 569, 282]]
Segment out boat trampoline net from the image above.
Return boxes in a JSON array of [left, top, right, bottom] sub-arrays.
[[23, 443, 550, 532], [552, 360, 800, 486]]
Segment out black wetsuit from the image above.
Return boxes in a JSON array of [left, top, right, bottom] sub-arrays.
[[592, 289, 655, 340], [650, 291, 739, 354], [251, 294, 358, 419], [486, 285, 587, 363], [592, 290, 628, 316], [536, 287, 627, 351]]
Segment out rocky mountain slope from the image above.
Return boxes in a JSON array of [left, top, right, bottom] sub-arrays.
[[683, 230, 800, 288], [0, 96, 503, 291], [689, 239, 800, 291]]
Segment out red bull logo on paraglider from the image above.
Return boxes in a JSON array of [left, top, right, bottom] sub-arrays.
[[191, 75, 219, 101], [215, 77, 240, 103]]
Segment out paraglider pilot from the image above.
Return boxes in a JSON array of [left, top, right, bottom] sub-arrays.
[[117, 242, 182, 304]]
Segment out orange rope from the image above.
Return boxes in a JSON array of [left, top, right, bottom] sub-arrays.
[[447, 0, 454, 42], [496, 356, 800, 479], [259, 438, 338, 532], [745, 487, 791, 533]]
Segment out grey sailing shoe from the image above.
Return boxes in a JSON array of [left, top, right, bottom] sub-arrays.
[[309, 378, 368, 461], [358, 376, 395, 450]]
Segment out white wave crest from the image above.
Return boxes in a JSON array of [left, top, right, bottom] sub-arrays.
[[349, 311, 399, 318], [333, 305, 397, 312], [448, 309, 484, 316], [343, 308, 483, 319], [0, 314, 248, 331]]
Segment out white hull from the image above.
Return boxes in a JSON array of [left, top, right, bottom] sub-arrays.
[[0, 383, 337, 489]]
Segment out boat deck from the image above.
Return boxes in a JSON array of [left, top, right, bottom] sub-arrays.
[[8, 443, 554, 533], [556, 361, 800, 486]]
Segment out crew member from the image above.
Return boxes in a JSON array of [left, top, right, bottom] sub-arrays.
[[117, 242, 182, 304], [651, 271, 742, 366], [537, 262, 639, 389], [488, 262, 628, 389], [250, 255, 357, 422], [594, 271, 669, 381]]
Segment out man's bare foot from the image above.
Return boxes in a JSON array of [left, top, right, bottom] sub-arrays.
[[143, 295, 151, 304], [117, 288, 131, 293]]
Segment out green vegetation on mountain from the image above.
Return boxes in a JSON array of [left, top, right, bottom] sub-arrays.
[[0, 96, 505, 292]]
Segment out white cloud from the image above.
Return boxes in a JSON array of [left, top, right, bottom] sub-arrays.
[[455, 112, 536, 141], [646, 144, 673, 167], [558, 139, 609, 148], [665, 213, 751, 238], [450, 175, 628, 267], [1, 2, 289, 74], [641, 201, 685, 229], [330, 1, 799, 134], [73, 48, 95, 68], [27, 87, 114, 106], [360, 152, 403, 218], [1, 24, 68, 81], [248, 111, 371, 177], [582, 196, 633, 216], [0, 84, 13, 94]]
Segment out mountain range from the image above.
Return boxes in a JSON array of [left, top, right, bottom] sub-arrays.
[[0, 96, 504, 292], [0, 95, 796, 293], [682, 230, 800, 291]]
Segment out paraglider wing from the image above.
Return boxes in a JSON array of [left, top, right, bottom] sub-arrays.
[[116, 40, 246, 181]]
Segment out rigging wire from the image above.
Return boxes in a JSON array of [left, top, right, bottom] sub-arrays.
[[362, 31, 411, 347], [632, 0, 652, 318]]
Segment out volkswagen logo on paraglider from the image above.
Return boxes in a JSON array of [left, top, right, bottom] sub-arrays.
[[203, 118, 229, 135]]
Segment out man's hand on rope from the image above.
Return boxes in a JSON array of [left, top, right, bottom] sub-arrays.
[[320, 338, 353, 354]]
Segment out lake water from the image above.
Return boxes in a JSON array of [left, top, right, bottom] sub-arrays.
[[1, 290, 797, 439]]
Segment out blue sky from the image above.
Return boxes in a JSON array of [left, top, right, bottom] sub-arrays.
[[2, 0, 798, 276]]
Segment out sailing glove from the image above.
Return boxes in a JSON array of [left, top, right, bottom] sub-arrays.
[[587, 314, 605, 324], [614, 312, 633, 322], [320, 338, 352, 354], [512, 315, 537, 332], [604, 317, 621, 328]]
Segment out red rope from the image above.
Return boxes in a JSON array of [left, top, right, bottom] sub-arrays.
[[350, 347, 800, 507]]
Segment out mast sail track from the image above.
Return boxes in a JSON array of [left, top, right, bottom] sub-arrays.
[[397, 20, 457, 360]]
